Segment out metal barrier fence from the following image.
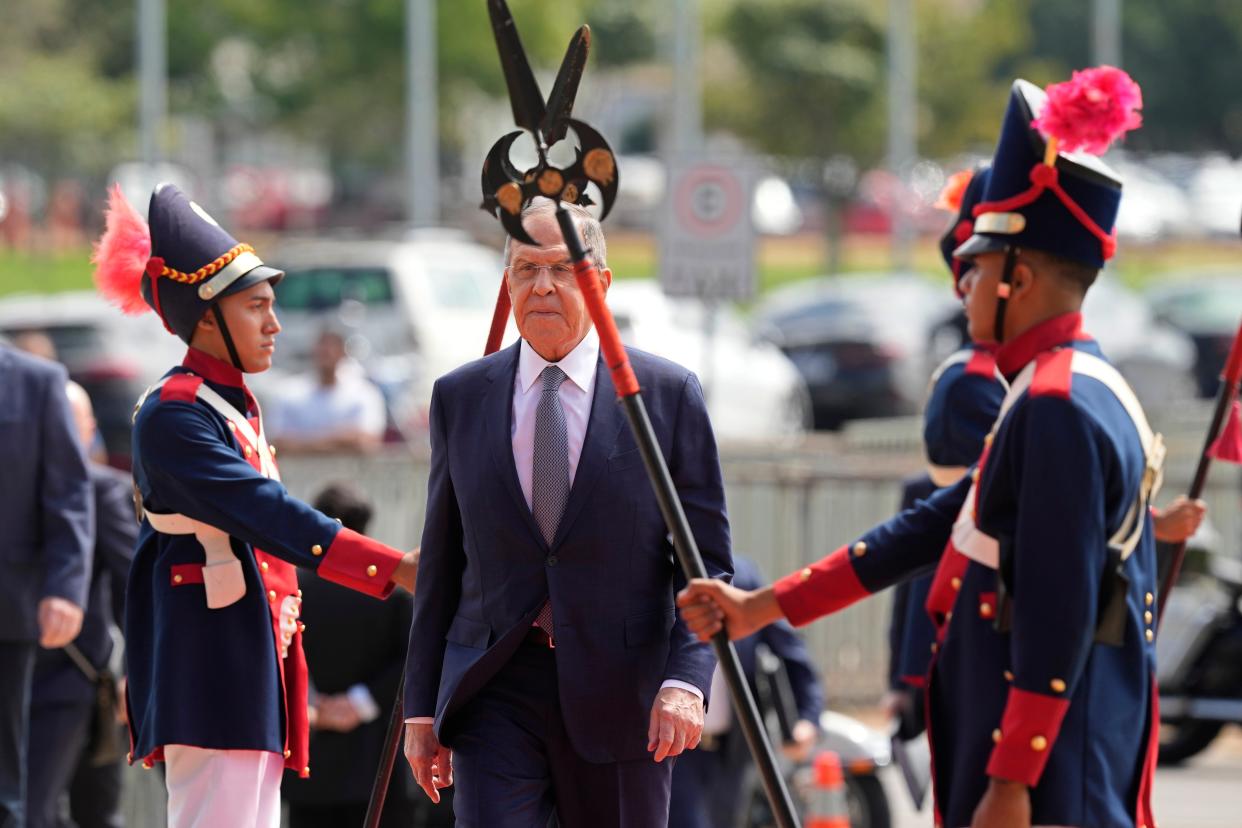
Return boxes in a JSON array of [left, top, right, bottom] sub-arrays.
[[274, 400, 1242, 707]]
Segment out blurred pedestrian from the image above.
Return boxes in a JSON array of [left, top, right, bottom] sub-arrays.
[[403, 199, 732, 827], [680, 71, 1194, 828], [91, 183, 416, 828], [0, 344, 93, 828], [27, 382, 133, 828], [669, 556, 822, 828], [282, 482, 417, 828], [266, 329, 387, 453]]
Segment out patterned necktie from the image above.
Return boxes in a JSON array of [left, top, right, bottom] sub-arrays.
[[531, 365, 569, 638]]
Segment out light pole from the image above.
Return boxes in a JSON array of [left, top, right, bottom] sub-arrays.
[[670, 0, 702, 158], [886, 0, 917, 270], [407, 0, 439, 226], [1092, 0, 1122, 67], [137, 0, 167, 168]]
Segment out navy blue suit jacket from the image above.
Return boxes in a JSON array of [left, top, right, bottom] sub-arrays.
[[405, 342, 733, 763], [34, 463, 137, 706], [0, 345, 93, 642]]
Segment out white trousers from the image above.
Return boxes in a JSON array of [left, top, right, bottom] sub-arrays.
[[164, 745, 284, 828]]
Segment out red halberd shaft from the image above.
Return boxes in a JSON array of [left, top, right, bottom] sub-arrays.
[[1158, 317, 1242, 625]]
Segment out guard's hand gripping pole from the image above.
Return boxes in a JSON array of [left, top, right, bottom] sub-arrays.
[[555, 206, 801, 828], [1158, 315, 1242, 625]]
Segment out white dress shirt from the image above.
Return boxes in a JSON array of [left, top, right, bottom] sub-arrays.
[[405, 332, 701, 725]]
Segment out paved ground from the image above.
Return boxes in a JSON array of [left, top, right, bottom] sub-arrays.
[[883, 725, 1242, 828]]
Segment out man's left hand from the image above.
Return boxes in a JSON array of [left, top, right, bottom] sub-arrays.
[[970, 778, 1031, 828], [391, 548, 420, 593], [647, 686, 703, 762]]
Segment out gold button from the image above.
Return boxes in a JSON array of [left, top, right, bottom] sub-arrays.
[[930, 642, 938, 653], [173, 574, 183, 584], [269, 444, 276, 457], [1050, 678, 1067, 694], [951, 577, 962, 591], [312, 544, 323, 556], [980, 602, 994, 618], [945, 611, 953, 622], [1145, 592, 1154, 607], [298, 622, 306, 633], [992, 728, 1002, 744], [1144, 611, 1153, 624], [227, 421, 237, 431], [126, 752, 133, 763], [852, 541, 867, 557], [1146, 629, 1154, 643], [260, 561, 269, 572], [971, 468, 980, 483], [1030, 735, 1048, 752], [302, 766, 310, 776], [984, 434, 994, 447], [244, 445, 253, 458], [284, 749, 291, 759], [268, 590, 277, 602], [366, 565, 378, 577], [296, 589, 303, 598], [1004, 670, 1014, 682], [143, 759, 153, 769], [800, 567, 812, 582]]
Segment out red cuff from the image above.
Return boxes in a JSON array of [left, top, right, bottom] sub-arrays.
[[986, 686, 1071, 786], [773, 545, 870, 627], [316, 527, 403, 599]]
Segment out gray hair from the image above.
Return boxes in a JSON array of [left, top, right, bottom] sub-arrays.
[[502, 198, 608, 273]]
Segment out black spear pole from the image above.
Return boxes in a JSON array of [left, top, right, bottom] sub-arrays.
[[553, 206, 801, 828]]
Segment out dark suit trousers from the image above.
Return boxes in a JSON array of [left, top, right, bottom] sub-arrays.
[[668, 735, 747, 828], [26, 702, 123, 828], [449, 641, 675, 828], [0, 642, 35, 828]]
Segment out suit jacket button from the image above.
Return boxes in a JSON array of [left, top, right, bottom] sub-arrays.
[[546, 555, 558, 566]]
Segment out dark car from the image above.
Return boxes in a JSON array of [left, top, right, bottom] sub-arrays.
[[0, 292, 183, 469], [754, 274, 958, 430], [1148, 271, 1242, 398]]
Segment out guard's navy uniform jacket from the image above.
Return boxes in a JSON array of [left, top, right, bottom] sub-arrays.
[[126, 348, 405, 777], [772, 78, 1161, 828]]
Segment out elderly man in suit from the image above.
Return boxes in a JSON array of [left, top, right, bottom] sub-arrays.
[[0, 344, 93, 828], [404, 199, 733, 827], [27, 382, 134, 828]]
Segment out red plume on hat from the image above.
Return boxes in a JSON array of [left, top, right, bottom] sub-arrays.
[[935, 169, 974, 213], [91, 184, 153, 315], [1031, 65, 1143, 157]]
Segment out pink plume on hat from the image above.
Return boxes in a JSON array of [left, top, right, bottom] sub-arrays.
[[91, 184, 152, 315], [1031, 66, 1142, 156]]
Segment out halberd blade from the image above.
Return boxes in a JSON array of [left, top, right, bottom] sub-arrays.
[[542, 26, 591, 145], [487, 0, 546, 135]]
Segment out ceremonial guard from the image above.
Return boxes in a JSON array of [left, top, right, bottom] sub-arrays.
[[888, 166, 1006, 709], [682, 69, 1189, 828], [92, 184, 416, 828]]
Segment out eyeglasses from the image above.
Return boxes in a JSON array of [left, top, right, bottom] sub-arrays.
[[509, 261, 575, 282]]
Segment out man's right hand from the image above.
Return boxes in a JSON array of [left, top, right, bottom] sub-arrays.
[[676, 580, 784, 642], [37, 596, 84, 649], [405, 722, 453, 803]]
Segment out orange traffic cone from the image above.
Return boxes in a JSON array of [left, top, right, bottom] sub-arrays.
[[802, 750, 851, 828]]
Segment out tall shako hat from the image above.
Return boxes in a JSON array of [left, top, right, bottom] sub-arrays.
[[936, 166, 991, 295], [92, 183, 283, 357], [955, 67, 1143, 268]]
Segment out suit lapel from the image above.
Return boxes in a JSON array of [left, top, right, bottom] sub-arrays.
[[552, 354, 626, 549], [484, 343, 548, 549]]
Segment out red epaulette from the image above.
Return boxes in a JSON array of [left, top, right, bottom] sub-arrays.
[[964, 347, 998, 378], [159, 372, 205, 404], [1029, 348, 1074, 400]]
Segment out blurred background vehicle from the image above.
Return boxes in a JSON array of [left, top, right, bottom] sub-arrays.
[[1148, 270, 1242, 397], [607, 281, 811, 440], [0, 292, 182, 468], [752, 274, 959, 430]]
